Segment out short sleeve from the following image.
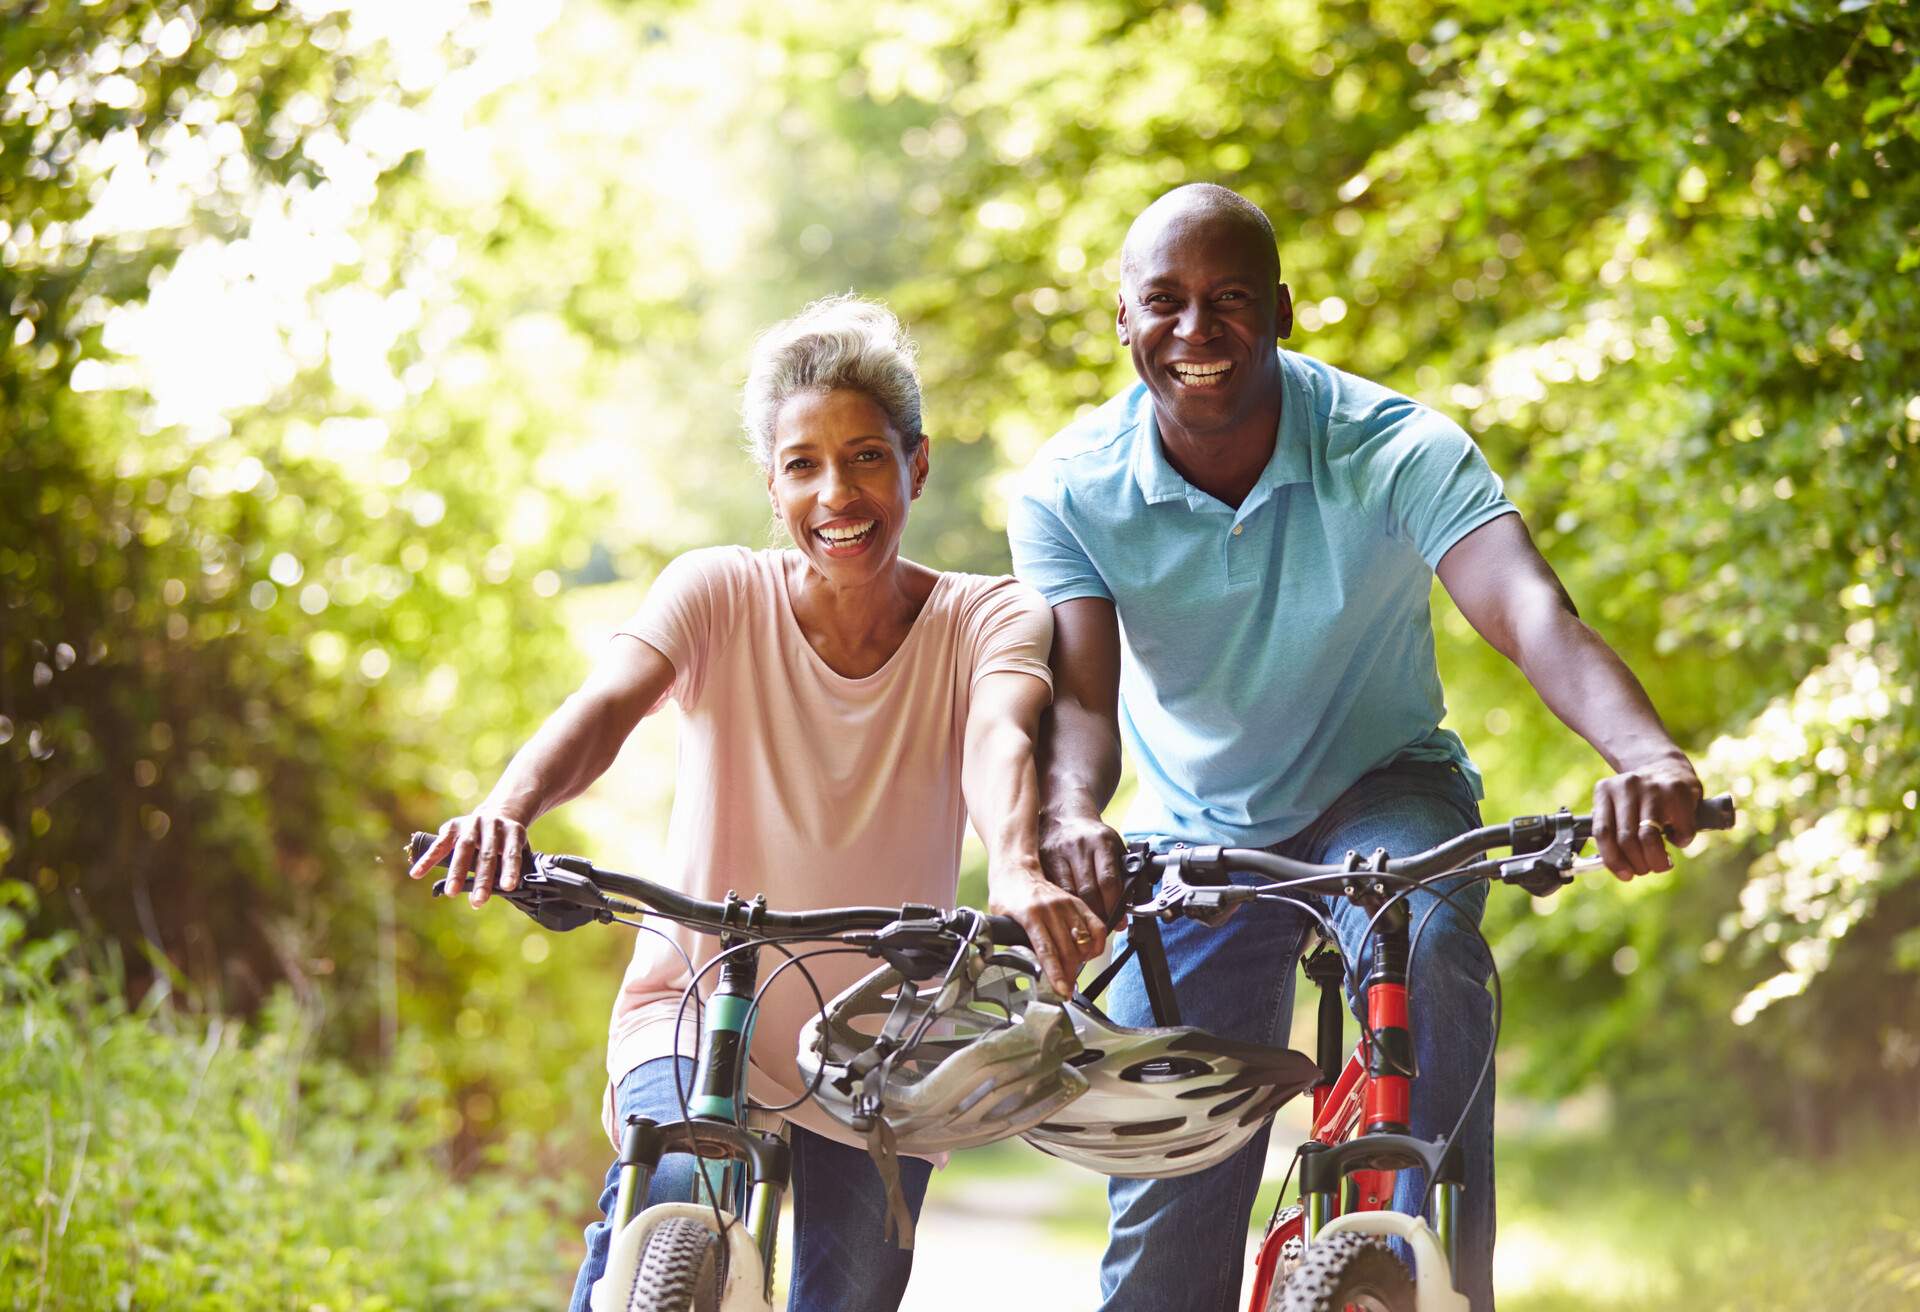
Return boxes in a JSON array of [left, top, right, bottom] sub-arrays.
[[612, 547, 739, 707], [1365, 408, 1518, 568], [959, 576, 1055, 694], [1007, 472, 1114, 605]]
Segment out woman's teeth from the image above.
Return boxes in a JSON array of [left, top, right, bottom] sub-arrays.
[[817, 520, 875, 546]]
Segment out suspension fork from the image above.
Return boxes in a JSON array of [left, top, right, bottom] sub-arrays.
[[688, 934, 759, 1206]]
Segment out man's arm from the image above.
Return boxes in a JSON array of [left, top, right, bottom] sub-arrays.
[[1034, 597, 1130, 917], [406, 634, 675, 905], [964, 669, 1108, 995], [1435, 513, 1704, 877]]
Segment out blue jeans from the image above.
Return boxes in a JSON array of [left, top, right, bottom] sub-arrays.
[[568, 1057, 933, 1312], [1099, 759, 1497, 1312]]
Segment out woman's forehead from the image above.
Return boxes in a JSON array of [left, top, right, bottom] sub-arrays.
[[773, 388, 900, 448]]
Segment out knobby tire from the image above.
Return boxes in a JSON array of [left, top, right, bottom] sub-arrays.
[[1277, 1232, 1415, 1312], [625, 1215, 725, 1312]]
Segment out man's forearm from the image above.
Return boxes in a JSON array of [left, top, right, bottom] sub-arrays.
[[1037, 698, 1124, 821], [1510, 604, 1687, 771]]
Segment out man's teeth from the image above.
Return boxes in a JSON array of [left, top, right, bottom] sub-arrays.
[[1172, 362, 1231, 383], [817, 521, 875, 544]]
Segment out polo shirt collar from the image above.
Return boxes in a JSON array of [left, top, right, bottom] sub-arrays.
[[1131, 351, 1313, 510]]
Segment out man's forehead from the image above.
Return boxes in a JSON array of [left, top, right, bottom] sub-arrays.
[[1124, 211, 1276, 286]]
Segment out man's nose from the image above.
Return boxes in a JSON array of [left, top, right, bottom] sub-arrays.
[[1175, 302, 1218, 343]]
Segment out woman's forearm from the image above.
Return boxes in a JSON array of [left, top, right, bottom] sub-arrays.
[[963, 718, 1045, 879]]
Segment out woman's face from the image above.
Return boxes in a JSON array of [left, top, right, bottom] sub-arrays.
[[767, 388, 928, 586]]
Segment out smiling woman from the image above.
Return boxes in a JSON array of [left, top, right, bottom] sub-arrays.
[[411, 295, 1112, 1312]]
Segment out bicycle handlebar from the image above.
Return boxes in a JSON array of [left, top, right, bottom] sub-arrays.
[[1137, 794, 1736, 900], [405, 831, 1032, 949]]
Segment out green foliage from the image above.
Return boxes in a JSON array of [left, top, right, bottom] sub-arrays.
[[0, 885, 575, 1310], [739, 0, 1920, 1145]]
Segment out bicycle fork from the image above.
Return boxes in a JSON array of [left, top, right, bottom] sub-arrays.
[[609, 935, 793, 1301], [1297, 870, 1466, 1291]]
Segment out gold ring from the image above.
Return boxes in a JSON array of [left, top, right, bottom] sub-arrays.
[[1637, 820, 1665, 837], [1070, 927, 1092, 945]]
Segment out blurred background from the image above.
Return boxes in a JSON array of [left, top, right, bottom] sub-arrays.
[[3, 0, 1917, 1307]]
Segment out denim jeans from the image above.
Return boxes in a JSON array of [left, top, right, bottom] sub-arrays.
[[1099, 758, 1497, 1312], [568, 1057, 933, 1312]]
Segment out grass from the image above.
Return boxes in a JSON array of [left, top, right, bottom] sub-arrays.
[[0, 891, 579, 1312]]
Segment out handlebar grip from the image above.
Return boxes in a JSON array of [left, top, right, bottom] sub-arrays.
[[1695, 795, 1736, 831], [985, 914, 1031, 948], [408, 832, 441, 868]]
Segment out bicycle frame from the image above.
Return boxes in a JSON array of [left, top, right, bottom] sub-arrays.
[[594, 933, 789, 1312]]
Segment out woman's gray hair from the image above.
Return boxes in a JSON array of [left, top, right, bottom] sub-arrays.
[[742, 293, 924, 470]]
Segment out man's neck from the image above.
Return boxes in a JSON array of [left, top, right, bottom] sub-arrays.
[[1154, 384, 1284, 510]]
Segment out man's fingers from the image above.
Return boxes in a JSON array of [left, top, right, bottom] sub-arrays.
[[1591, 789, 1631, 880], [1090, 837, 1125, 922]]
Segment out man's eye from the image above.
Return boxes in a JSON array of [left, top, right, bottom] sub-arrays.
[[1218, 290, 1247, 303]]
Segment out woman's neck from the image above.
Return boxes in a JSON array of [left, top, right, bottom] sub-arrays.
[[784, 553, 938, 679]]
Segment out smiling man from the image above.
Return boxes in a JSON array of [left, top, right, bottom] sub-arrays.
[[1008, 185, 1704, 1310]]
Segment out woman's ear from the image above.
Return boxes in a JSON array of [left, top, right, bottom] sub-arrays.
[[910, 439, 930, 499]]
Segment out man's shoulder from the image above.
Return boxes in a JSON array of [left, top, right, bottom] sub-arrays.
[[1288, 351, 1468, 461], [1019, 386, 1147, 500]]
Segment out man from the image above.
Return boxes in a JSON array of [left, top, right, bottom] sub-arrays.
[[1007, 183, 1704, 1311]]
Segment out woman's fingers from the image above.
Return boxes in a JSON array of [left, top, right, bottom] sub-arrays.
[[498, 818, 526, 892], [408, 825, 456, 881]]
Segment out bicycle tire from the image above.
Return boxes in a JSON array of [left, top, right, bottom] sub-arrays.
[[624, 1215, 725, 1312], [1277, 1232, 1414, 1312]]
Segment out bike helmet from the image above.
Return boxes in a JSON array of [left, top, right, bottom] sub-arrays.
[[797, 941, 1090, 1155], [1019, 994, 1321, 1178]]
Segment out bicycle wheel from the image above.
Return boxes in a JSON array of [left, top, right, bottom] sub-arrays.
[[624, 1215, 726, 1312], [1277, 1232, 1414, 1312]]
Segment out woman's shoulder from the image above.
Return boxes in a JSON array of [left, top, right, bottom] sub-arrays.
[[923, 569, 1052, 639], [657, 544, 785, 592], [932, 568, 1049, 612]]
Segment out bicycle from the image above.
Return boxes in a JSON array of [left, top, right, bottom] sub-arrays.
[[405, 831, 1035, 1312], [1056, 794, 1737, 1312]]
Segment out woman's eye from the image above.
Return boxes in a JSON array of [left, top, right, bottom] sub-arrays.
[[855, 449, 884, 462], [783, 459, 812, 473]]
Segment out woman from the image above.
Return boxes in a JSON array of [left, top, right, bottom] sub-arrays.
[[408, 295, 1108, 1312]]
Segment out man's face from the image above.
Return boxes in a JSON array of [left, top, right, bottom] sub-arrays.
[[1117, 213, 1292, 441]]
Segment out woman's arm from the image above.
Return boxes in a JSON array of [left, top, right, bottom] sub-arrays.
[[963, 668, 1108, 996], [407, 634, 676, 905]]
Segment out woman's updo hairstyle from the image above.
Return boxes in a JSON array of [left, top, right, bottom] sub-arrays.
[[742, 293, 924, 471]]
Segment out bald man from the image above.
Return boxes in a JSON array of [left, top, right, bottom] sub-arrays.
[[1009, 184, 1704, 1310]]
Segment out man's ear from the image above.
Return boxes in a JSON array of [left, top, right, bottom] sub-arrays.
[[909, 439, 930, 499], [1275, 282, 1294, 342], [1116, 290, 1133, 347]]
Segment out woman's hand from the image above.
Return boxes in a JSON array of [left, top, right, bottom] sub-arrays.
[[407, 808, 530, 907], [989, 862, 1108, 998]]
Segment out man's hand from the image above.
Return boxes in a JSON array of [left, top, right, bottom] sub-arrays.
[[1038, 809, 1128, 924], [989, 862, 1109, 998], [1591, 755, 1704, 879], [408, 808, 530, 906]]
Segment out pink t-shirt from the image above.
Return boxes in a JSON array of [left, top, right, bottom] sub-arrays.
[[603, 546, 1053, 1151]]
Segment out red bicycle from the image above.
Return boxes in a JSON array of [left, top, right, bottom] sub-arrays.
[[1086, 794, 1736, 1311]]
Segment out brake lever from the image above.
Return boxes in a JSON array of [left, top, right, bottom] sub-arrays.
[[431, 858, 612, 932]]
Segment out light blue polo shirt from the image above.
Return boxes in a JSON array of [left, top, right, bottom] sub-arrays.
[[1008, 349, 1518, 847]]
